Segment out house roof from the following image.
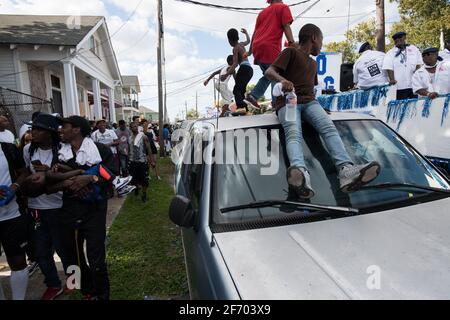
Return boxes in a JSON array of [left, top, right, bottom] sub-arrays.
[[0, 15, 103, 46]]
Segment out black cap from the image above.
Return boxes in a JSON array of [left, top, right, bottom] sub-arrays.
[[62, 116, 91, 137], [32, 113, 62, 132], [392, 32, 406, 40], [422, 47, 439, 55], [359, 42, 371, 53]]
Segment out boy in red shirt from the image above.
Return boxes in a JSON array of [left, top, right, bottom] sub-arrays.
[[246, 0, 295, 108]]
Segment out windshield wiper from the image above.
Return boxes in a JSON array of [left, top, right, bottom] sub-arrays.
[[220, 200, 359, 214], [358, 183, 450, 194]]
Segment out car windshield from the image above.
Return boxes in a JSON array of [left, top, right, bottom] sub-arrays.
[[212, 119, 450, 225]]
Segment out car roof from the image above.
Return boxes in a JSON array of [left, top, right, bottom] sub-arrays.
[[193, 112, 378, 132]]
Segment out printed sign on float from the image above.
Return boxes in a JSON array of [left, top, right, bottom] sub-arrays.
[[315, 52, 342, 92]]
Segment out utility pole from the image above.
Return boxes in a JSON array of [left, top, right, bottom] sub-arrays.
[[375, 0, 386, 52], [157, 0, 165, 157]]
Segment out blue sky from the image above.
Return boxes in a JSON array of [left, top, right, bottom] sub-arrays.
[[1, 0, 400, 121]]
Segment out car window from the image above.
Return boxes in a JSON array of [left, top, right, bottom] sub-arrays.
[[212, 120, 450, 226]]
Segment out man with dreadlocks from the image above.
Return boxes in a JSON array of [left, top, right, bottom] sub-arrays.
[[22, 113, 65, 300]]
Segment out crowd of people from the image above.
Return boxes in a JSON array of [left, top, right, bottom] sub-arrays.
[[0, 112, 172, 300], [354, 33, 450, 100], [204, 0, 450, 117]]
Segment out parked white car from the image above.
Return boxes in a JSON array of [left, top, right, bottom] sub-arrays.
[[170, 113, 450, 300]]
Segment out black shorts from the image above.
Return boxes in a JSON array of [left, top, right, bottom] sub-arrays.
[[0, 215, 28, 258], [129, 161, 149, 187]]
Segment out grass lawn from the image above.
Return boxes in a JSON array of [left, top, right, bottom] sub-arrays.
[[106, 157, 188, 300]]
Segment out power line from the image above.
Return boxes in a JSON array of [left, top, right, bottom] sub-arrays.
[[174, 0, 312, 11], [139, 65, 225, 87]]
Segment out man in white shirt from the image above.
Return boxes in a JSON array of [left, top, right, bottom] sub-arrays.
[[412, 47, 450, 98], [91, 119, 119, 155], [439, 38, 450, 62], [0, 141, 29, 300], [382, 32, 423, 100], [0, 116, 15, 144], [22, 113, 66, 300], [353, 42, 388, 90]]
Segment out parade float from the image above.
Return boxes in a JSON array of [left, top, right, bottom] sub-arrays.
[[317, 85, 450, 174]]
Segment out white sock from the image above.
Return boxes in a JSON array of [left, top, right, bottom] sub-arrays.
[[10, 268, 29, 300], [0, 282, 5, 300]]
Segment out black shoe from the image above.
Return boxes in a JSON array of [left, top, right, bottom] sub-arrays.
[[142, 194, 148, 203]]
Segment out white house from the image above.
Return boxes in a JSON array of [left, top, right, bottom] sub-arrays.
[[0, 14, 122, 127], [116, 75, 141, 122]]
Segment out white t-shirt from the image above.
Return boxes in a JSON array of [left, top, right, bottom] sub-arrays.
[[0, 144, 20, 222], [23, 144, 63, 210], [91, 129, 118, 154], [219, 66, 231, 85], [412, 61, 450, 96], [439, 48, 450, 62], [382, 45, 423, 90], [0, 130, 15, 144], [353, 50, 388, 89]]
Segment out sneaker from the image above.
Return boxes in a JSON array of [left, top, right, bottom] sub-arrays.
[[157, 176, 162, 181], [27, 261, 39, 277], [117, 185, 137, 197], [244, 94, 261, 109], [286, 166, 315, 199], [339, 161, 381, 193], [41, 287, 63, 300], [113, 176, 133, 190]]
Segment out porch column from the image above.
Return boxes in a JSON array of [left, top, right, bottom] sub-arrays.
[[92, 78, 102, 120], [107, 87, 117, 123], [63, 62, 80, 116]]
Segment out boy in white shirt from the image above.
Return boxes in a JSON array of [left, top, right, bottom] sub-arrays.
[[382, 32, 423, 100]]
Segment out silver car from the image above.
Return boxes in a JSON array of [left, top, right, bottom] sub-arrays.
[[169, 113, 450, 300]]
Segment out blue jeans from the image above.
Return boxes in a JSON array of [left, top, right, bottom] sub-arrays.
[[278, 101, 353, 169], [32, 208, 63, 288], [250, 63, 276, 103]]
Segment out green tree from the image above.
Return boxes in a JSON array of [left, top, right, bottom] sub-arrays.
[[389, 0, 450, 50], [186, 108, 199, 120], [325, 18, 377, 63]]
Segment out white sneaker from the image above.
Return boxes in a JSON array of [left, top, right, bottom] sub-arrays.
[[339, 161, 381, 193], [114, 176, 132, 191], [117, 185, 137, 197], [157, 176, 162, 181]]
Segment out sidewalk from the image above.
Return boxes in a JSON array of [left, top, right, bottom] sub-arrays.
[[0, 196, 126, 300]]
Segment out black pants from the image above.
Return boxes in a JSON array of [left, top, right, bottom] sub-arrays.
[[396, 88, 417, 100], [57, 201, 109, 300], [31, 208, 63, 288], [233, 64, 254, 109]]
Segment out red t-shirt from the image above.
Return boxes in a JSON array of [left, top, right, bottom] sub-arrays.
[[252, 3, 293, 65]]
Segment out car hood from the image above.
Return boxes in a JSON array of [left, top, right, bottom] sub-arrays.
[[214, 197, 450, 300]]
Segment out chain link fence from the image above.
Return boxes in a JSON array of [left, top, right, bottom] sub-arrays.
[[0, 86, 54, 137]]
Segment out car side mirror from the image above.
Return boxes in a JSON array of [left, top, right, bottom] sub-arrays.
[[169, 195, 195, 228]]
